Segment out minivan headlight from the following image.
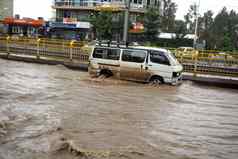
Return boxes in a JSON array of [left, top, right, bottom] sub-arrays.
[[173, 72, 181, 78]]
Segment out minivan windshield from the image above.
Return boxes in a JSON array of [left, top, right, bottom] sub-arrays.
[[167, 51, 180, 66]]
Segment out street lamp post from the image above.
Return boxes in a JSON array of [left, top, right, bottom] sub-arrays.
[[123, 0, 130, 43], [193, 0, 200, 49]]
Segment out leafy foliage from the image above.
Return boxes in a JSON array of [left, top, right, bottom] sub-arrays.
[[144, 7, 161, 41], [204, 7, 238, 50], [199, 10, 214, 49], [184, 3, 198, 33], [90, 11, 113, 40], [183, 5, 238, 51], [161, 0, 177, 32], [174, 20, 187, 39], [88, 2, 238, 51]]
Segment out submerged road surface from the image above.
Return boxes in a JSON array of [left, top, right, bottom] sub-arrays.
[[0, 58, 238, 159]]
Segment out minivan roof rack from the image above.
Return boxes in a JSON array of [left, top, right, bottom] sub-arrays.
[[96, 40, 130, 48]]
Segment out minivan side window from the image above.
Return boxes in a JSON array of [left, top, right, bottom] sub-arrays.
[[92, 48, 120, 60], [107, 49, 120, 60], [150, 51, 170, 65], [93, 48, 105, 58], [122, 50, 147, 63]]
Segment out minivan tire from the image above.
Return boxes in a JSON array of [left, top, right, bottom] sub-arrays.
[[149, 76, 164, 84], [100, 69, 113, 78]]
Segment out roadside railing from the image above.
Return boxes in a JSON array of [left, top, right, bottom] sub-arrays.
[[174, 49, 238, 77], [0, 36, 238, 77], [0, 36, 89, 62]]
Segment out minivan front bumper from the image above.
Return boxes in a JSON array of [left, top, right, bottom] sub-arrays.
[[171, 73, 183, 85]]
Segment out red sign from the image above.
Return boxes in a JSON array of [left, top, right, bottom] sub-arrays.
[[63, 18, 77, 24], [3, 17, 44, 27], [129, 22, 144, 33]]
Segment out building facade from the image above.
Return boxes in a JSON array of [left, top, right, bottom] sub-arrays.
[[53, 0, 162, 40], [0, 0, 14, 20], [53, 0, 161, 22]]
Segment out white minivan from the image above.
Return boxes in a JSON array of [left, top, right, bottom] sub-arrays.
[[89, 44, 183, 84]]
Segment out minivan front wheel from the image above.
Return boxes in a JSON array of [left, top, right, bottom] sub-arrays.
[[149, 76, 164, 85], [99, 69, 113, 78]]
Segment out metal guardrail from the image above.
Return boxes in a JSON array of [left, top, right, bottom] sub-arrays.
[[0, 36, 238, 77], [173, 50, 238, 77], [0, 36, 89, 62]]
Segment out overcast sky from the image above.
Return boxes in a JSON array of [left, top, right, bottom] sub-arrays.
[[174, 0, 238, 19], [14, 0, 53, 20], [14, 0, 238, 20]]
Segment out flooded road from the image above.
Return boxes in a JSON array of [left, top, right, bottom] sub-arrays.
[[0, 58, 238, 159]]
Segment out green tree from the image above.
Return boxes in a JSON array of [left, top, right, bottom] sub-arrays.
[[174, 20, 187, 39], [184, 3, 198, 33], [144, 7, 161, 41], [212, 7, 229, 50], [199, 10, 214, 49], [90, 11, 113, 40], [111, 12, 124, 41], [204, 7, 238, 51], [227, 10, 238, 50], [223, 33, 233, 51], [161, 0, 177, 32]]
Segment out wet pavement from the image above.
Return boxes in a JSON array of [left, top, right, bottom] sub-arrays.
[[0, 58, 238, 159]]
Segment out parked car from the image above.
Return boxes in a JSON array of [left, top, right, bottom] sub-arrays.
[[89, 44, 183, 85]]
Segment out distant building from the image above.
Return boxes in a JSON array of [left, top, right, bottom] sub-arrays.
[[53, 0, 161, 22], [2, 17, 45, 36], [0, 0, 14, 20], [52, 0, 163, 40]]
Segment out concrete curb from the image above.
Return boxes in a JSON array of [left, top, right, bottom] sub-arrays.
[[0, 54, 88, 72], [183, 74, 238, 88]]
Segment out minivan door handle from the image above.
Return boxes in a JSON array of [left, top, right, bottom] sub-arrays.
[[148, 64, 152, 66]]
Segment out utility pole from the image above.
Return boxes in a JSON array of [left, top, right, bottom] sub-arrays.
[[123, 0, 130, 43], [193, 0, 200, 49]]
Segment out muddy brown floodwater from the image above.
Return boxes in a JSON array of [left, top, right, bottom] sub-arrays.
[[0, 58, 238, 159]]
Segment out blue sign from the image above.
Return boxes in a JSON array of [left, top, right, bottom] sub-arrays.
[[49, 22, 76, 29]]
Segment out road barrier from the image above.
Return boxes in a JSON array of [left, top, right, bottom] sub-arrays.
[[0, 36, 88, 62], [173, 49, 238, 77], [0, 36, 238, 77]]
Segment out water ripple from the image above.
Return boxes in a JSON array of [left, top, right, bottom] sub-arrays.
[[0, 58, 238, 159]]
